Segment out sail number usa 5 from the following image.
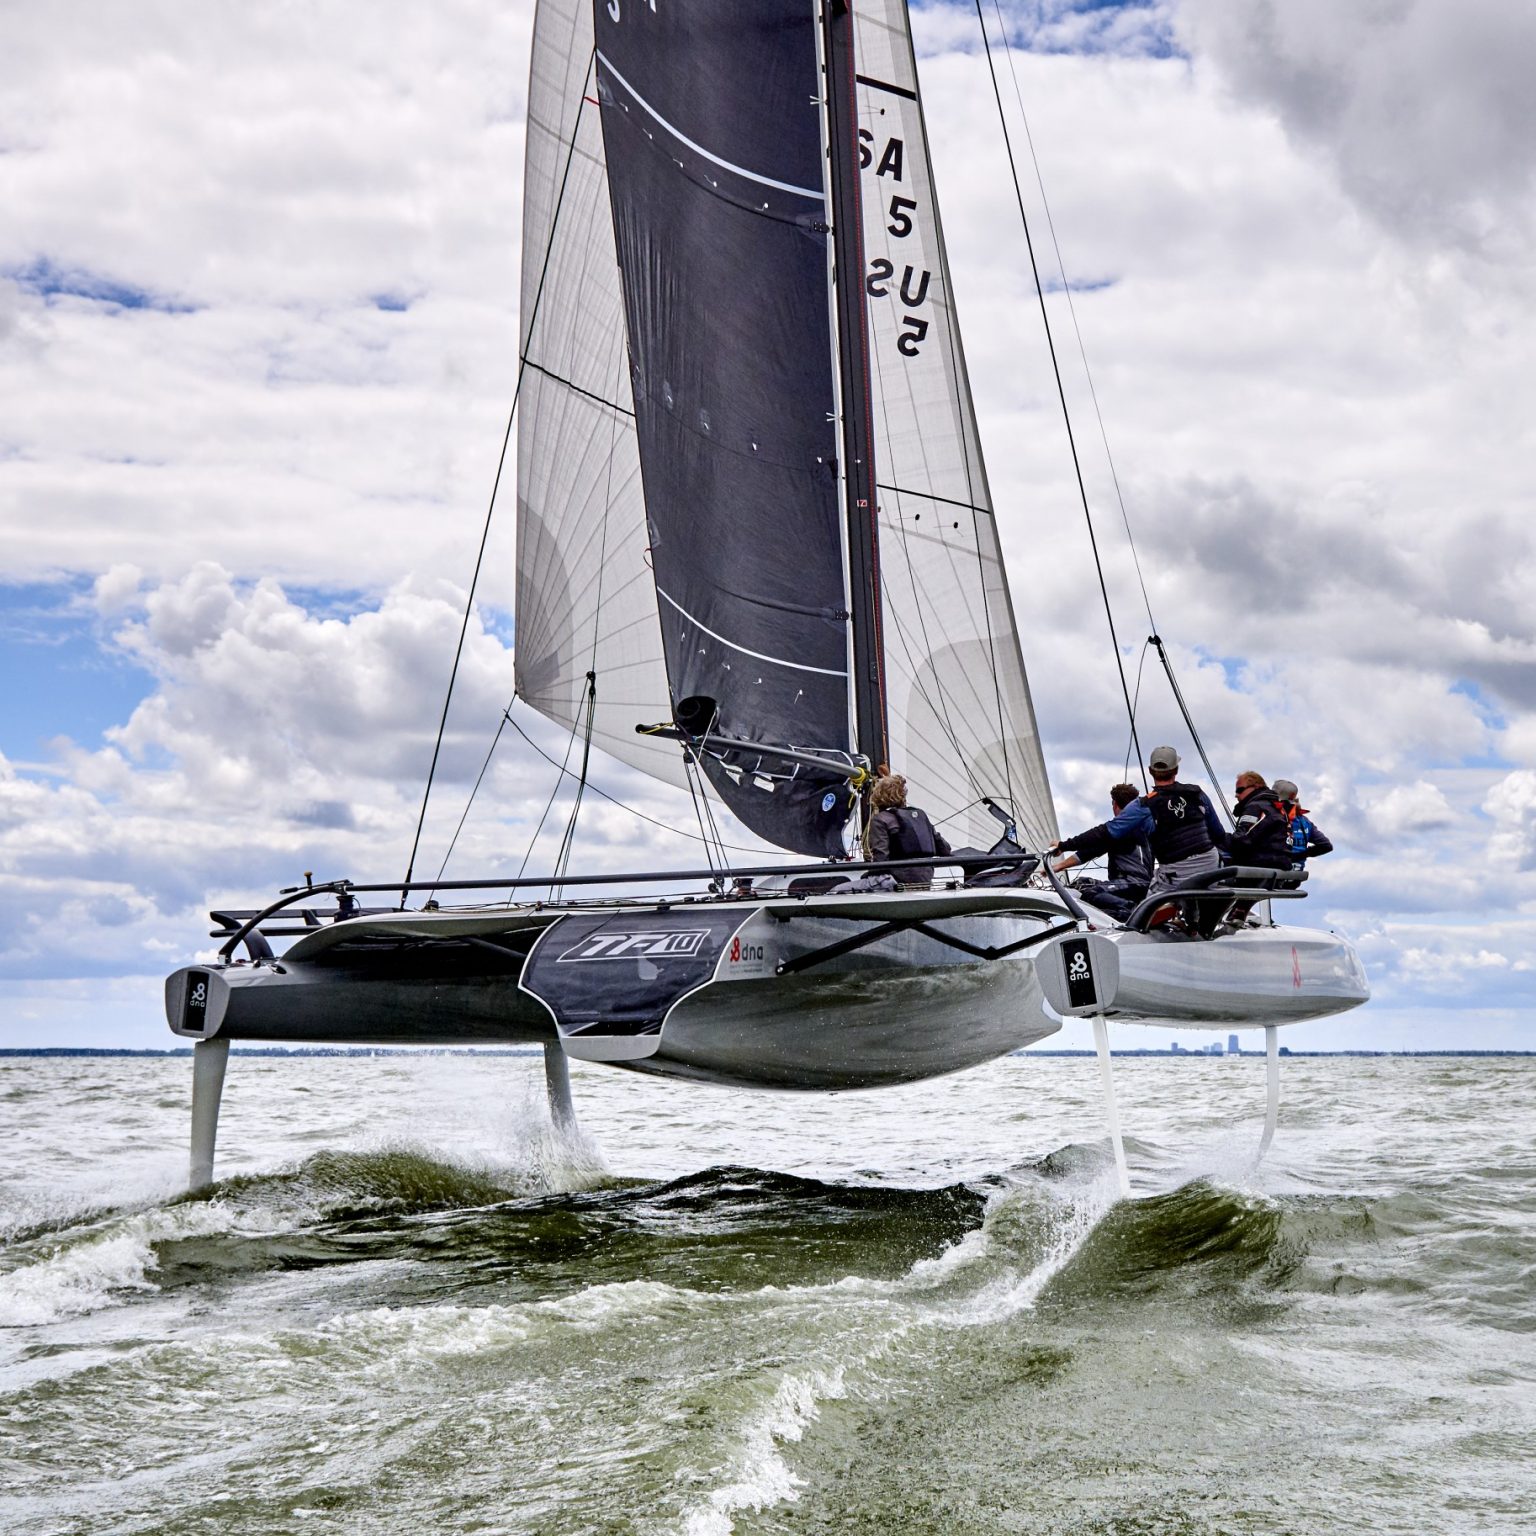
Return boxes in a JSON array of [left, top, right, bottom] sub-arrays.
[[859, 131, 932, 357]]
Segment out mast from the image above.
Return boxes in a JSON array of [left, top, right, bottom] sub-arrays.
[[821, 0, 888, 773]]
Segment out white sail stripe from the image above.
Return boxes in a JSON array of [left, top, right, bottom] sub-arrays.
[[656, 588, 848, 677], [595, 50, 824, 201]]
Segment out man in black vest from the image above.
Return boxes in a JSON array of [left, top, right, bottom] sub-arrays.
[[1050, 782, 1153, 922], [867, 773, 951, 889], [1142, 745, 1226, 898]]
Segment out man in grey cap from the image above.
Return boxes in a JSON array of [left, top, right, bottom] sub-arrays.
[[1140, 745, 1226, 898], [1273, 779, 1333, 867]]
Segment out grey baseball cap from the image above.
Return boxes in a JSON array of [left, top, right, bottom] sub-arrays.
[[1273, 778, 1299, 801], [1148, 744, 1180, 772]]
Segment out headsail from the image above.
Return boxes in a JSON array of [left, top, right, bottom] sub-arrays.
[[515, 0, 683, 790], [852, 0, 1058, 850]]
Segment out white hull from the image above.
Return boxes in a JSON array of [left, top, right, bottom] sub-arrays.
[[1103, 923, 1369, 1026]]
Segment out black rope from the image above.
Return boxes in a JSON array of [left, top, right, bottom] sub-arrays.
[[974, 4, 1143, 780], [401, 50, 597, 904], [1151, 634, 1234, 828], [1123, 639, 1151, 782]]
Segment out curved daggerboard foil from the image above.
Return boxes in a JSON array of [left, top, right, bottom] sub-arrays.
[[852, 0, 1058, 851], [515, 0, 687, 791], [590, 0, 856, 857]]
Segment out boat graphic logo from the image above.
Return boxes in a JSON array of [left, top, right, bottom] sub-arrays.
[[557, 930, 712, 963]]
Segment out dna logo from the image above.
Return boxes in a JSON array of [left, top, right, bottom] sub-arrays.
[[1068, 951, 1090, 981], [190, 982, 207, 1007]]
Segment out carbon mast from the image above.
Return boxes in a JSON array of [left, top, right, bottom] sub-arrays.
[[821, 0, 888, 775]]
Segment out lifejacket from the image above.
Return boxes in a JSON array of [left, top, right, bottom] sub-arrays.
[[1286, 805, 1313, 859], [879, 807, 938, 886], [1141, 782, 1215, 864]]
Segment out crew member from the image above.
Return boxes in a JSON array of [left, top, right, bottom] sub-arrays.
[[1273, 778, 1334, 866], [1050, 782, 1152, 922], [866, 773, 951, 889], [1141, 745, 1225, 897], [1229, 771, 1293, 870]]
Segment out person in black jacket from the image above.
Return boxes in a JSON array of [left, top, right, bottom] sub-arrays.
[[1051, 782, 1152, 922], [1229, 771, 1293, 870], [866, 773, 951, 888]]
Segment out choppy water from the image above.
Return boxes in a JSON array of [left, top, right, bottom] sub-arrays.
[[1, 1051, 1532, 1534]]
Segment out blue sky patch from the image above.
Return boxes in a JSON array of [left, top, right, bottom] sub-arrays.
[[923, 0, 1182, 61], [371, 292, 411, 312], [7, 257, 197, 313], [0, 581, 155, 761]]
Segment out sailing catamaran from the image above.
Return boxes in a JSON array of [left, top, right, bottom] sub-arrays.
[[164, 0, 1368, 1188]]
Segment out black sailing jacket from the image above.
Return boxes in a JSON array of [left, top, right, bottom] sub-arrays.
[[1229, 787, 1293, 870]]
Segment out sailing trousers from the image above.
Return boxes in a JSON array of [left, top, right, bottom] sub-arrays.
[[1146, 846, 1220, 898]]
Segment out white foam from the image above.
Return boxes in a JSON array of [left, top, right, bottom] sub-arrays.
[[311, 1279, 696, 1366], [0, 1200, 246, 1328], [679, 1363, 849, 1536], [933, 1171, 1120, 1327]]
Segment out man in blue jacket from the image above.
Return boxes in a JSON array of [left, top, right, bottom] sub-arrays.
[[1051, 782, 1153, 922]]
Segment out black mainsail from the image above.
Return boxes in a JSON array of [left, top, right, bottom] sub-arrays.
[[514, 0, 1058, 858], [593, 0, 854, 855]]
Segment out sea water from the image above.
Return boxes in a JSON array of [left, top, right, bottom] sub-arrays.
[[1, 1051, 1532, 1534]]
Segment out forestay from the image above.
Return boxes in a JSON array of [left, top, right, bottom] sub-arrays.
[[853, 0, 1057, 850]]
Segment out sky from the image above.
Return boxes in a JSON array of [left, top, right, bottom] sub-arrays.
[[3, 0, 1535, 1052]]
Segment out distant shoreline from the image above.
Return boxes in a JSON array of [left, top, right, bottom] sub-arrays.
[[2, 1047, 1531, 1060]]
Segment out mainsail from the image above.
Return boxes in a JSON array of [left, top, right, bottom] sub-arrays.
[[514, 0, 1056, 856]]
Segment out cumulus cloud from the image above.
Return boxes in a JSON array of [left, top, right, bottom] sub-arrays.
[[3, 1, 1536, 1043], [1178, 0, 1536, 257]]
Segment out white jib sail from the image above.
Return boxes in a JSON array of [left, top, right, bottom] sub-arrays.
[[854, 0, 1058, 851], [514, 0, 686, 790]]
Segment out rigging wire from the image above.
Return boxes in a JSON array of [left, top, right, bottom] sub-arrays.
[[972, 2, 1144, 783], [400, 49, 598, 905], [504, 709, 771, 857], [978, 6, 1234, 808], [550, 673, 598, 895], [988, 0, 1157, 639], [510, 682, 593, 900], [433, 706, 513, 887]]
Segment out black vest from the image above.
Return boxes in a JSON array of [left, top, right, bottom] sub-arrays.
[[1142, 783, 1215, 863], [881, 807, 938, 884], [1232, 788, 1293, 869]]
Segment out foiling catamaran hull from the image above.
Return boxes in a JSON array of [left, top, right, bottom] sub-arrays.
[[163, 866, 1367, 1193], [166, 886, 1071, 1090]]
